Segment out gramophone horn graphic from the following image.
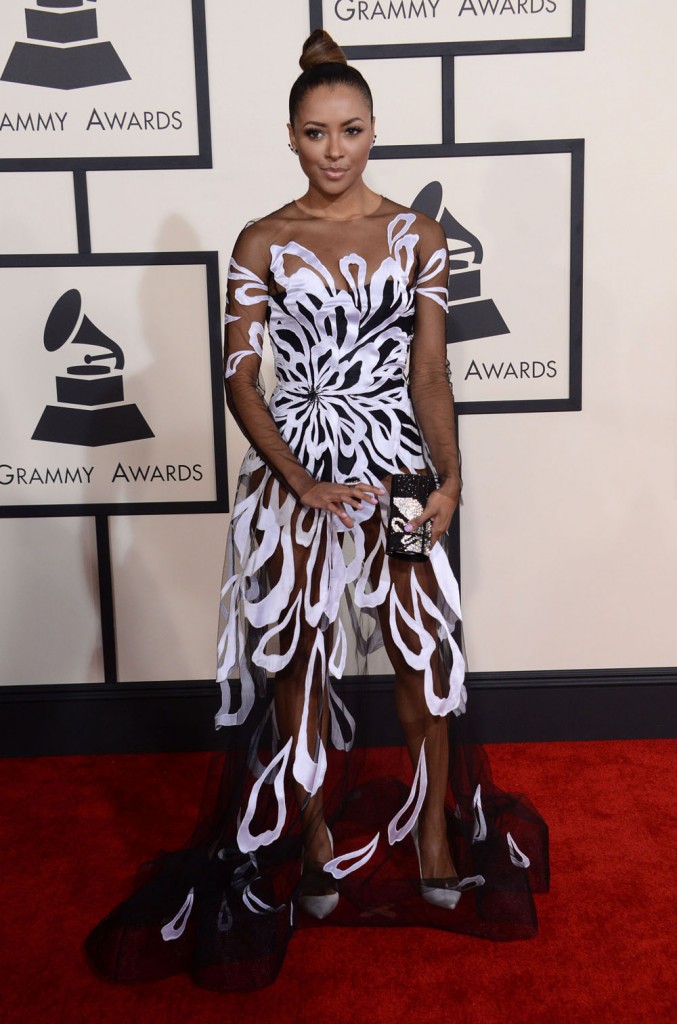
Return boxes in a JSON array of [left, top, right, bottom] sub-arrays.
[[2, 0, 130, 91], [32, 288, 154, 447], [412, 182, 509, 344]]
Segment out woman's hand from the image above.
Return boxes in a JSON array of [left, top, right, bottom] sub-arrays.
[[405, 485, 460, 548], [299, 480, 384, 529]]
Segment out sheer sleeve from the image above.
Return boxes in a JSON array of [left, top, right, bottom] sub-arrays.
[[224, 223, 316, 499], [409, 217, 462, 496]]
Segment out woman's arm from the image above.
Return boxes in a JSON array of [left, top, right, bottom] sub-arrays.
[[224, 223, 317, 500], [406, 218, 462, 544]]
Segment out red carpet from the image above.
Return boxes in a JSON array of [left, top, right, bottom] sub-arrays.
[[1, 740, 674, 1024]]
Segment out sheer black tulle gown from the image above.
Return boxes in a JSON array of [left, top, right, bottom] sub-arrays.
[[85, 199, 549, 992]]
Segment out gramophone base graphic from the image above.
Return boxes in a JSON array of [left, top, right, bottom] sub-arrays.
[[2, 0, 130, 91], [2, 41, 130, 91], [32, 402, 154, 447], [447, 291, 509, 345]]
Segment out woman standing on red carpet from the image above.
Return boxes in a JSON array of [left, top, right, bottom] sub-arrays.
[[86, 30, 549, 992]]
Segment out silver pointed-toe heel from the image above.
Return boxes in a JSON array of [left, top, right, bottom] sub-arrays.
[[298, 829, 339, 920], [412, 824, 461, 910]]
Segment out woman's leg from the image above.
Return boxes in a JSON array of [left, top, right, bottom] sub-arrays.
[[273, 627, 333, 867], [262, 488, 333, 866], [391, 557, 457, 879], [364, 501, 458, 880]]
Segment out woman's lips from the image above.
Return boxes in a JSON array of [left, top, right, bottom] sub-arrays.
[[321, 167, 348, 180]]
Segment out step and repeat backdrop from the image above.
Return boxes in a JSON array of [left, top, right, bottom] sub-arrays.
[[0, 0, 676, 705]]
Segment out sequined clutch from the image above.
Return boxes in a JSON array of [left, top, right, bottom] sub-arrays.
[[386, 473, 436, 561]]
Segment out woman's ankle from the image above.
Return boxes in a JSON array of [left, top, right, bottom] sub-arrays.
[[302, 818, 332, 867], [416, 816, 457, 879]]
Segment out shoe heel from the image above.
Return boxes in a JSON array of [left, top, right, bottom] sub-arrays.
[[412, 823, 461, 911], [298, 828, 339, 920]]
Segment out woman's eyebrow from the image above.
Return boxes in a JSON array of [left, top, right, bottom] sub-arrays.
[[302, 116, 366, 128]]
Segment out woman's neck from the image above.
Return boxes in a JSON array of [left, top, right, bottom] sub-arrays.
[[295, 183, 382, 221]]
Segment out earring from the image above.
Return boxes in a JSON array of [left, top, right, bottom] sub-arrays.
[[288, 143, 298, 155], [370, 135, 378, 149]]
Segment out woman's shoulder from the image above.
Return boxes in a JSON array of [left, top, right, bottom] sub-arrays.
[[380, 198, 446, 246], [236, 202, 302, 239], [230, 203, 300, 268]]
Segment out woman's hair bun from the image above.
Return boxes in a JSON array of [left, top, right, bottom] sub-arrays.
[[299, 29, 347, 71], [289, 30, 371, 123]]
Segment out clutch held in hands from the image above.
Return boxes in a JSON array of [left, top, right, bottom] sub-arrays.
[[386, 473, 436, 561]]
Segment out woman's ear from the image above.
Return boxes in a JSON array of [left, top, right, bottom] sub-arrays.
[[287, 123, 298, 154]]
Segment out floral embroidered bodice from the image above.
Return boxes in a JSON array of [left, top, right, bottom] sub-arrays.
[[224, 197, 458, 497]]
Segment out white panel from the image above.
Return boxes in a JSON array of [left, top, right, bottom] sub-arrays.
[[352, 58, 442, 147], [0, 173, 77, 254], [111, 512, 228, 682], [455, 0, 676, 144], [0, 0, 201, 162], [460, 395, 677, 672], [0, 517, 103, 685], [0, 261, 219, 510], [322, 0, 576, 45]]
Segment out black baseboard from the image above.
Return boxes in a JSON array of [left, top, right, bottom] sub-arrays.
[[1, 669, 675, 757]]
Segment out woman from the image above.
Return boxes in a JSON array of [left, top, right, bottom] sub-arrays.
[[86, 30, 548, 992]]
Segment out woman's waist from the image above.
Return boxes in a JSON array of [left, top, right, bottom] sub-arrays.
[[268, 390, 423, 473], [270, 372, 408, 399]]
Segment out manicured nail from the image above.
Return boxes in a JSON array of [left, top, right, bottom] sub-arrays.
[[404, 524, 414, 533]]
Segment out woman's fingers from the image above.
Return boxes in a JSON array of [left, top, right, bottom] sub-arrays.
[[406, 513, 446, 549], [327, 501, 354, 528], [342, 483, 385, 514], [301, 481, 385, 524], [405, 492, 456, 546], [351, 484, 383, 505], [404, 508, 434, 533]]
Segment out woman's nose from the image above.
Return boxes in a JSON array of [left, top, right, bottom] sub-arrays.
[[325, 133, 343, 160]]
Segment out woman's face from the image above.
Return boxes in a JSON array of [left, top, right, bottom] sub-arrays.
[[289, 83, 375, 198]]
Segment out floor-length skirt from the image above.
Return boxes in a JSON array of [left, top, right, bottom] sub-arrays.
[[86, 456, 549, 992]]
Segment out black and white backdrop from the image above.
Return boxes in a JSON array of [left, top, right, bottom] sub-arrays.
[[0, 0, 675, 754]]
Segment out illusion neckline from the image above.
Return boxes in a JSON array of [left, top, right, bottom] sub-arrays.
[[291, 195, 386, 223]]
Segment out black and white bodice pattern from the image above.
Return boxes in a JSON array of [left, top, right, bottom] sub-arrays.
[[226, 211, 448, 484]]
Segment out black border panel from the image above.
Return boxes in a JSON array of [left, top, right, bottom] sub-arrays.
[[310, 0, 586, 58], [95, 514, 118, 684], [0, 249, 228, 518], [0, 0, 212, 173], [73, 170, 91, 254], [1, 670, 675, 756], [441, 56, 455, 144]]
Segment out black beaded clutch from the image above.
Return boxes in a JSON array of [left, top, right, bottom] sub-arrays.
[[386, 473, 436, 561]]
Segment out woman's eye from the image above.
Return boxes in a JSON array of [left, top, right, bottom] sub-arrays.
[[302, 127, 363, 140]]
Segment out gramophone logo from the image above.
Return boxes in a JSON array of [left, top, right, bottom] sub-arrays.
[[2, 0, 130, 91], [412, 182, 509, 345], [32, 288, 154, 447]]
